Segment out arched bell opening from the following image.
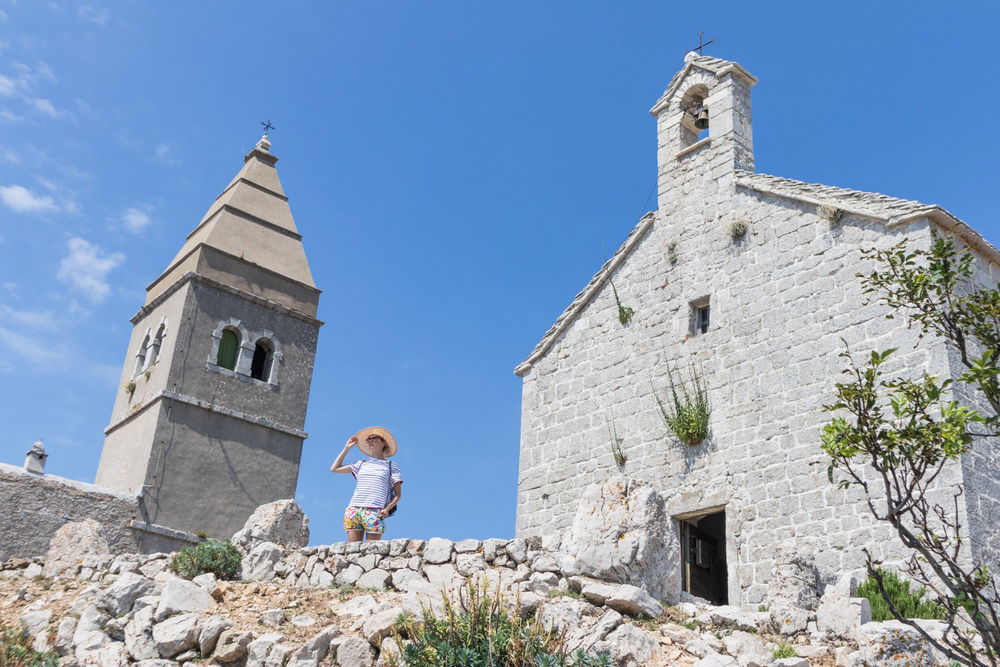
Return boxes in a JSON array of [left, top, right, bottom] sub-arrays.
[[679, 84, 711, 146], [250, 338, 274, 382]]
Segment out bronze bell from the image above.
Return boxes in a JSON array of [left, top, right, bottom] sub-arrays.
[[694, 107, 709, 130]]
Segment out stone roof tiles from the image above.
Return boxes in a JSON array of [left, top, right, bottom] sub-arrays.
[[735, 170, 939, 224]]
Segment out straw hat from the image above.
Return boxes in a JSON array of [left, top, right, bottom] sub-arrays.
[[355, 426, 398, 458]]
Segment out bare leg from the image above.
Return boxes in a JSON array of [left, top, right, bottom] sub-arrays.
[[365, 532, 382, 541], [347, 530, 363, 543]]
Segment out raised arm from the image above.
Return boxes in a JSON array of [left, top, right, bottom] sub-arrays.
[[330, 435, 358, 473]]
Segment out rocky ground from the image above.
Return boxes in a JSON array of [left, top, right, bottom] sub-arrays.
[[0, 497, 966, 666], [0, 555, 954, 666]]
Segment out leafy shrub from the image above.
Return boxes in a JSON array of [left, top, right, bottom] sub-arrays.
[[772, 641, 797, 659], [389, 578, 613, 666], [0, 626, 58, 667], [856, 568, 946, 622], [654, 368, 710, 446], [169, 539, 242, 580]]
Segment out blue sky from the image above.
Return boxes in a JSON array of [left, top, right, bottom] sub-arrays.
[[1, 1, 998, 545]]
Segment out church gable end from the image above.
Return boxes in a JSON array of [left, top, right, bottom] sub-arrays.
[[515, 53, 999, 606]]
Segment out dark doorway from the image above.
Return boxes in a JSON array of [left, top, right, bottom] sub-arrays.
[[679, 509, 728, 605]]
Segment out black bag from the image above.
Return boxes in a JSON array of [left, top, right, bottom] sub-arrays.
[[381, 460, 398, 517]]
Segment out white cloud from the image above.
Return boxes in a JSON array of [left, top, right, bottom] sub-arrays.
[[56, 237, 125, 302], [154, 143, 179, 165], [0, 74, 15, 96], [0, 184, 57, 212], [0, 9, 8, 22], [0, 110, 24, 122], [32, 97, 63, 118], [121, 206, 152, 233], [78, 5, 110, 26], [35, 175, 59, 191], [0, 326, 64, 367], [35, 62, 56, 83], [0, 146, 18, 163], [75, 98, 96, 120], [0, 303, 57, 330]]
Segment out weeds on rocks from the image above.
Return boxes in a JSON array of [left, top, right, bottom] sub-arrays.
[[773, 641, 797, 659], [857, 568, 946, 622], [169, 539, 241, 580], [0, 625, 58, 667], [389, 578, 613, 666]]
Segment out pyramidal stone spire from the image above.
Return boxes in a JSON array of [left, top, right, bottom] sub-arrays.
[[146, 133, 318, 317], [96, 135, 322, 550]]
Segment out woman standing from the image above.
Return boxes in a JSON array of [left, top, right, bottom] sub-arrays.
[[330, 426, 403, 542]]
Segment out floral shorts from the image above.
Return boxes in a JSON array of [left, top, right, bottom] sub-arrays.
[[343, 506, 385, 534]]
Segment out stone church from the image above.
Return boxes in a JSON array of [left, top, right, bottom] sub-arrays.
[[0, 134, 322, 558], [514, 52, 1000, 606]]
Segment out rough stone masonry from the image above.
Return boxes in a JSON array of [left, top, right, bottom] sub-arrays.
[[513, 52, 1000, 606]]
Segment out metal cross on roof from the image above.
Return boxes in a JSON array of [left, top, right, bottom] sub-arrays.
[[261, 119, 275, 134], [691, 31, 715, 56]]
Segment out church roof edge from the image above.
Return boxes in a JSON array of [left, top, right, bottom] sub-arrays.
[[736, 170, 1000, 266], [514, 212, 656, 377]]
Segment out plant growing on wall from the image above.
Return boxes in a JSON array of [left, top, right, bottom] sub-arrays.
[[667, 241, 679, 265], [654, 367, 710, 446], [728, 218, 749, 242], [125, 380, 136, 394], [609, 280, 634, 325], [818, 204, 845, 224], [606, 413, 626, 467], [822, 234, 1000, 666]]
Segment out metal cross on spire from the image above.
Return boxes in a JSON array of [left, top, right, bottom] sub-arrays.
[[261, 119, 275, 135], [691, 31, 715, 56]]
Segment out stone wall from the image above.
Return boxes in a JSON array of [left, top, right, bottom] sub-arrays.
[[951, 247, 1000, 573], [0, 463, 140, 560]]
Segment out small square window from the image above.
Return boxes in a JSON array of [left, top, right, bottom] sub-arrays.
[[690, 297, 711, 335]]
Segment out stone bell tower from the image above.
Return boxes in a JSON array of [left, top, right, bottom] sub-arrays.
[[648, 51, 757, 210], [96, 134, 322, 547]]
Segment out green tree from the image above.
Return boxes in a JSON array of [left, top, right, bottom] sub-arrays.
[[822, 234, 1000, 666]]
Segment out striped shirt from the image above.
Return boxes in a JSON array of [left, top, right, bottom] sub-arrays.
[[348, 458, 403, 509]]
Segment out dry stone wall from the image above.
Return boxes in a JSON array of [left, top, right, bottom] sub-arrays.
[[0, 463, 139, 561]]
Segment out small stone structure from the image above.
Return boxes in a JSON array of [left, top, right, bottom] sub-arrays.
[[23, 439, 47, 474], [514, 52, 1000, 605]]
